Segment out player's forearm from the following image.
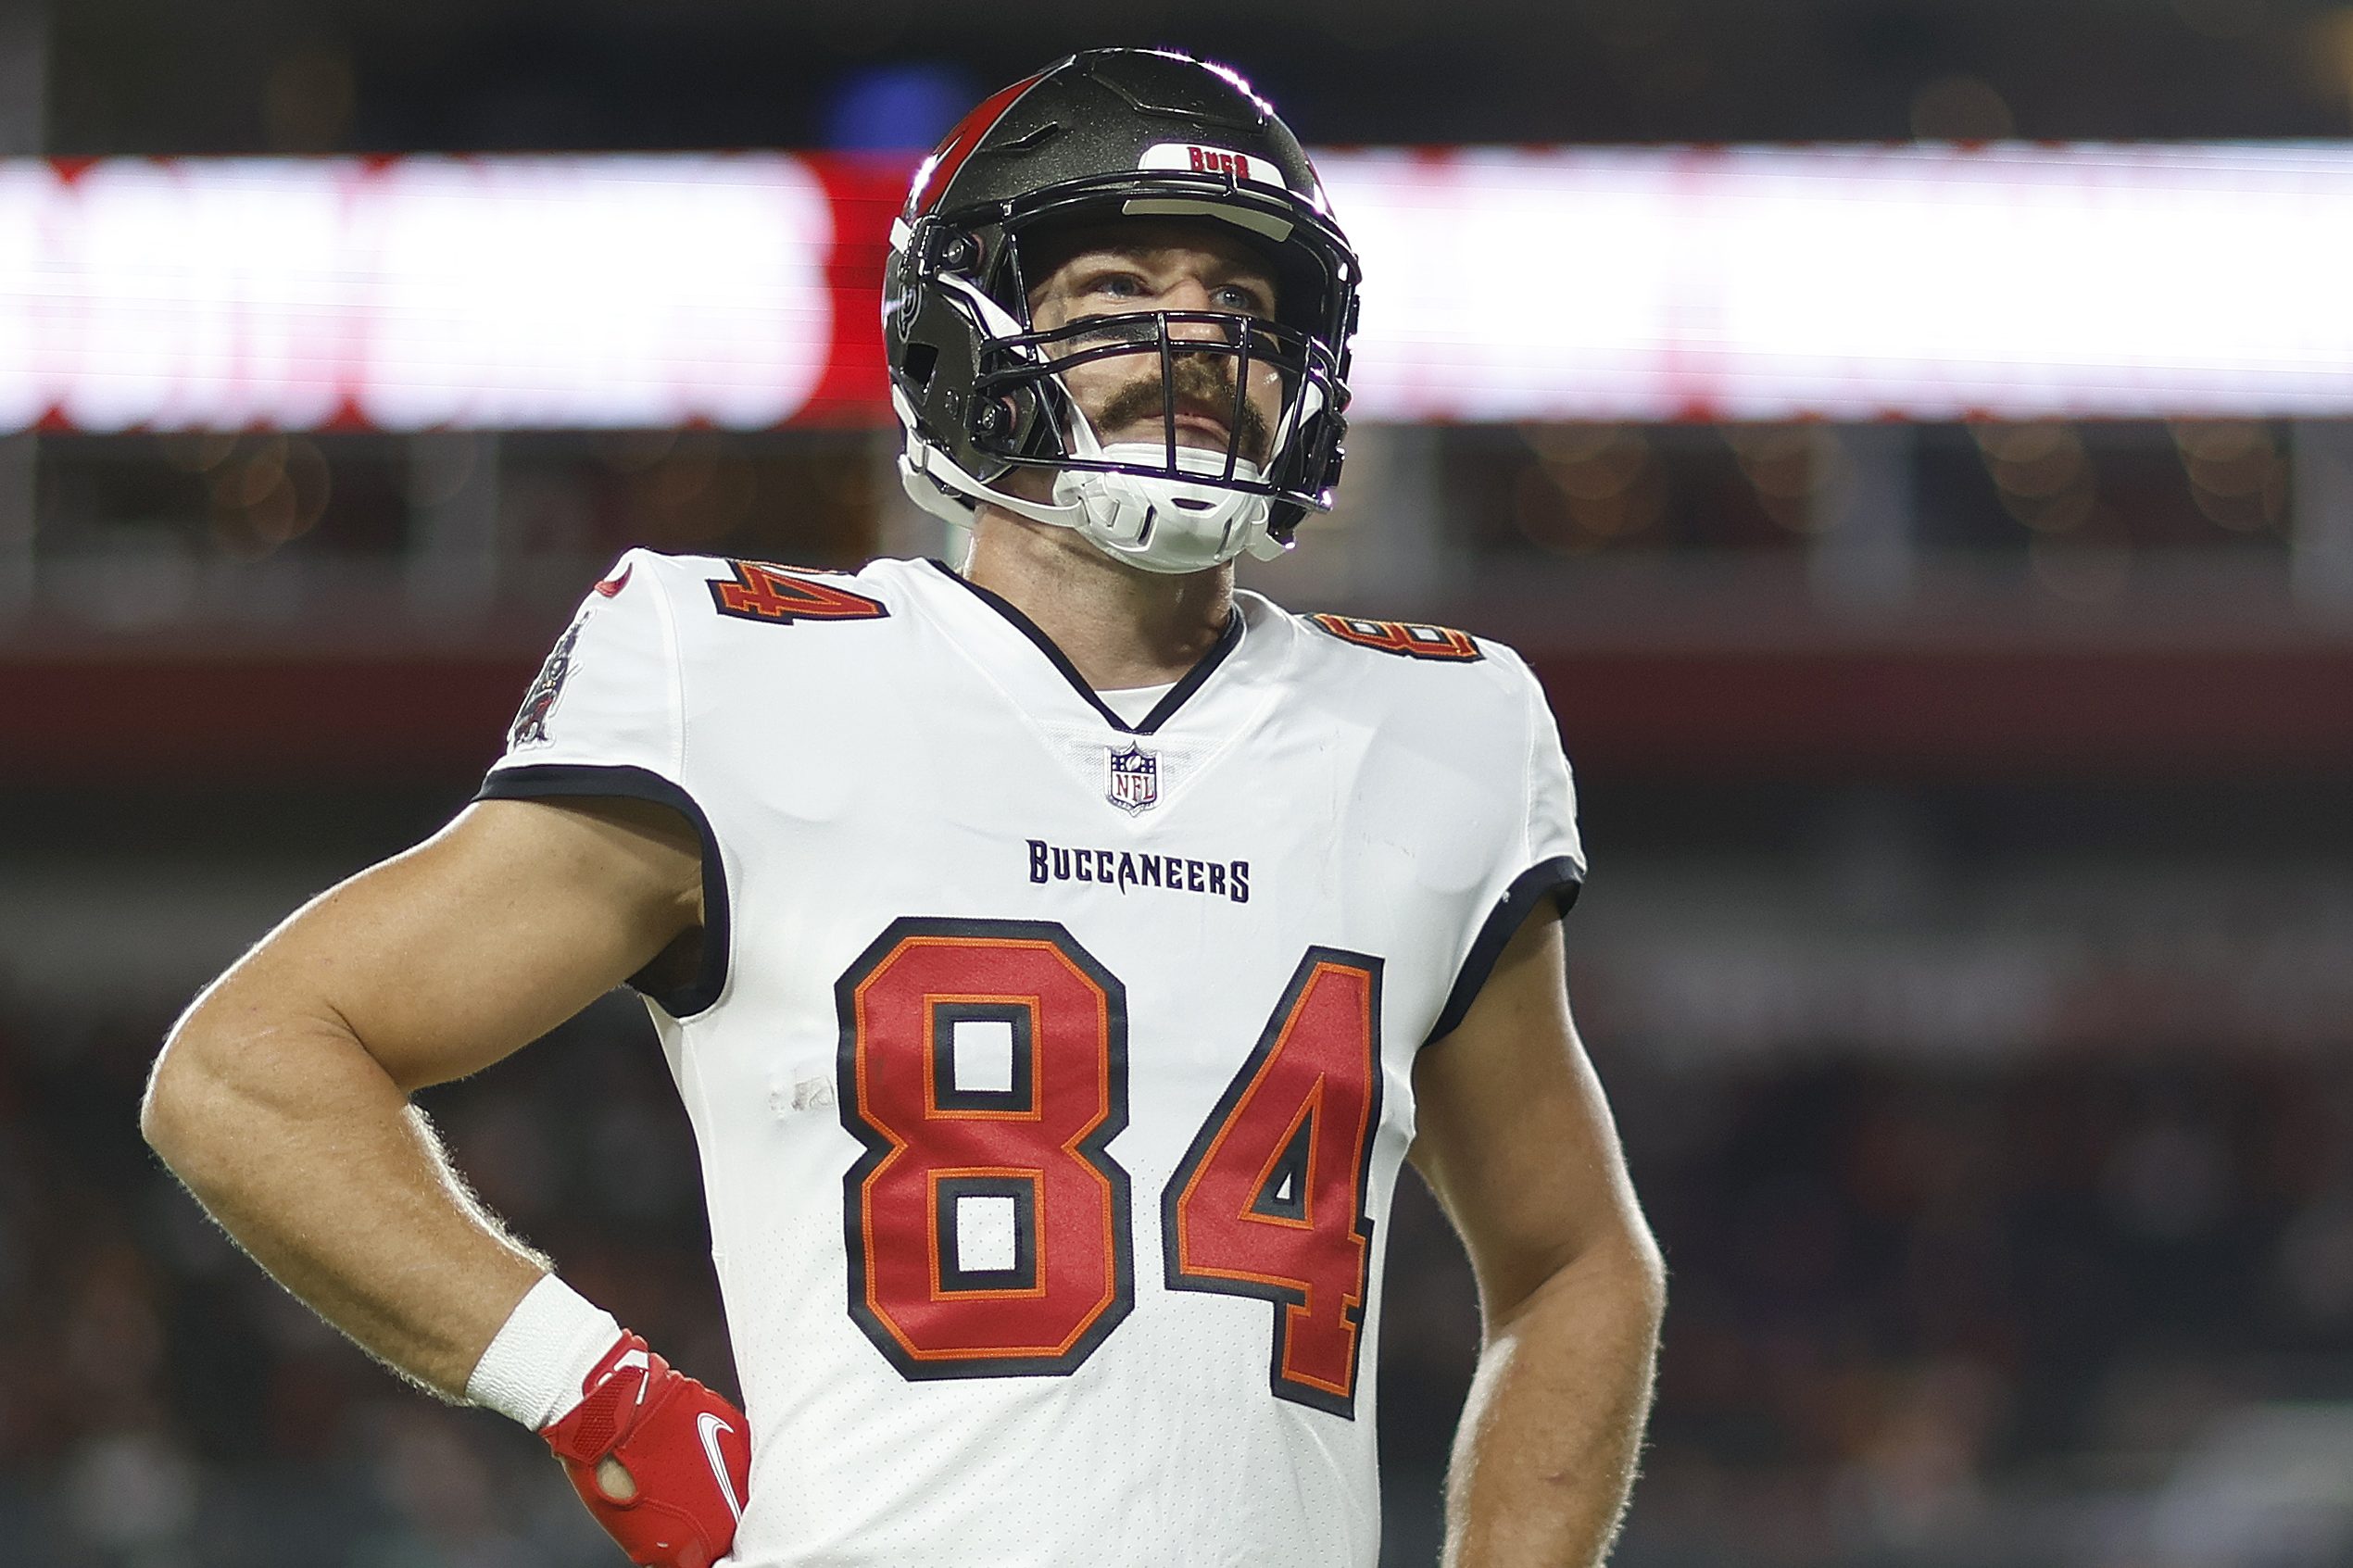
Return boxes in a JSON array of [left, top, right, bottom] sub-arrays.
[[1442, 1229, 1666, 1568], [141, 998, 547, 1396]]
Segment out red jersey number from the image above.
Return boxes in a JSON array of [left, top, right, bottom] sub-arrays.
[[836, 919, 1133, 1379], [1163, 950, 1383, 1415], [836, 922, 1383, 1415]]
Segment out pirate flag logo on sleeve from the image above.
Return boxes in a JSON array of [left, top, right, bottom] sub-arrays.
[[509, 621, 582, 749]]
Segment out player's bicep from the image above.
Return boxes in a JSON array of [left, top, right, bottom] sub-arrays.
[[1408, 909, 1651, 1323], [194, 796, 702, 1094]]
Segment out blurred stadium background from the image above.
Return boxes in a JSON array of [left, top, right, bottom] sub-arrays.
[[7, 1, 2353, 1564]]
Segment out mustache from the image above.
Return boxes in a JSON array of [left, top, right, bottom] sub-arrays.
[[1092, 357, 1272, 464]]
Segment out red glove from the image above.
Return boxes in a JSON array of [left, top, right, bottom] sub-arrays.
[[541, 1332, 751, 1568]]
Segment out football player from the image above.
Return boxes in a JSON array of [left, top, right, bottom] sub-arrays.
[[142, 49, 1664, 1568]]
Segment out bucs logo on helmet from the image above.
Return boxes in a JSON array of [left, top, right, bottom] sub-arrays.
[[509, 621, 582, 749]]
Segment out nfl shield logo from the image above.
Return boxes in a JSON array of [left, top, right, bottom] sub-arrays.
[[1105, 743, 1160, 815]]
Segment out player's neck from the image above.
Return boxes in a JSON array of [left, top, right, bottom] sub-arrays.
[[963, 509, 1234, 691]]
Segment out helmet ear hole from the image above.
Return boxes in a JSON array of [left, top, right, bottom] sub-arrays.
[[902, 342, 940, 391]]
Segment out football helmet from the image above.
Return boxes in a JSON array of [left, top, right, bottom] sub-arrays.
[[885, 49, 1361, 573]]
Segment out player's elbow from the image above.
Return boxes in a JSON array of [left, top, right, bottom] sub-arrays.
[[142, 985, 313, 1192], [141, 1000, 241, 1184], [1566, 1210, 1667, 1330], [1584, 1194, 1667, 1313], [1571, 1212, 1666, 1335], [145, 973, 409, 1189], [1495, 1207, 1667, 1342], [1618, 1213, 1668, 1333], [1567, 1174, 1668, 1328]]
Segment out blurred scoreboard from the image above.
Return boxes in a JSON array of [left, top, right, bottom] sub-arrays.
[[5, 143, 2353, 432]]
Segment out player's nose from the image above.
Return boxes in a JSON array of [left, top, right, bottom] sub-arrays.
[[1161, 276, 1222, 332], [1161, 276, 1241, 349]]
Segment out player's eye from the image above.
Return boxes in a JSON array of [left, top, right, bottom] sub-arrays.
[[1214, 283, 1272, 315]]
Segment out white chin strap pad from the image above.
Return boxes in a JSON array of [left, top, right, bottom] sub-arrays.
[[896, 373, 1282, 573], [1051, 442, 1276, 575]]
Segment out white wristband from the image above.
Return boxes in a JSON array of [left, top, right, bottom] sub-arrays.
[[465, 1273, 624, 1430]]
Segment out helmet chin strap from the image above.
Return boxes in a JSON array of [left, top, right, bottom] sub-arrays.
[[1053, 411, 1279, 573], [895, 386, 1086, 532], [896, 384, 1285, 574]]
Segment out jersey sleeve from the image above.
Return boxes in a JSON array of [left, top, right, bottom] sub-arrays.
[[473, 549, 730, 1017], [484, 549, 682, 781], [1423, 648, 1587, 1044]]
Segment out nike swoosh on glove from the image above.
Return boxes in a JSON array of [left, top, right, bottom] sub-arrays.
[[542, 1332, 751, 1568]]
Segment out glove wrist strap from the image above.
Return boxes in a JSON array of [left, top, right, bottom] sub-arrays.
[[465, 1273, 623, 1430]]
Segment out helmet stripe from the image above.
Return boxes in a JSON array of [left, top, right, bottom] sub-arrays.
[[904, 70, 1050, 219]]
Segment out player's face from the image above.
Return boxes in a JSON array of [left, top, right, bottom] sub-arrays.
[[1023, 220, 1286, 466]]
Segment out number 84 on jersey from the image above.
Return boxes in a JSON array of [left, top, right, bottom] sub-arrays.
[[836, 917, 1384, 1417]]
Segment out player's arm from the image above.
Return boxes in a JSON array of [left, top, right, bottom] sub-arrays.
[[139, 794, 701, 1394], [144, 794, 753, 1567], [1409, 905, 1666, 1568]]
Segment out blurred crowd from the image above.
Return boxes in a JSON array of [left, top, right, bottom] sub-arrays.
[[6, 973, 2350, 1566], [1611, 1054, 2353, 1564]]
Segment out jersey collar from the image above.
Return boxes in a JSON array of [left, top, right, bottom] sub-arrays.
[[924, 559, 1245, 737]]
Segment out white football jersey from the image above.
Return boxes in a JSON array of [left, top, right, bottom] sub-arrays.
[[482, 550, 1584, 1568]]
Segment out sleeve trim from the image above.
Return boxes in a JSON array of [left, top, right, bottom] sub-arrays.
[[1422, 856, 1584, 1047], [473, 762, 732, 1020]]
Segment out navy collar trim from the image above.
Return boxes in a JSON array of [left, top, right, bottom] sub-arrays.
[[926, 559, 1243, 736]]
